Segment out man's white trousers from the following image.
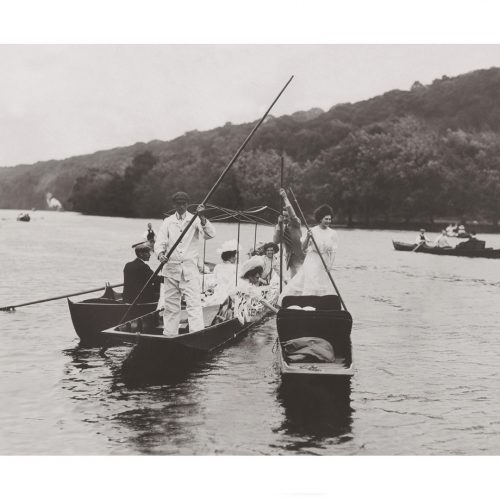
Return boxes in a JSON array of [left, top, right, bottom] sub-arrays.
[[162, 275, 204, 335]]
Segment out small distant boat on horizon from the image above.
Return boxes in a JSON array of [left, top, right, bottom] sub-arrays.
[[393, 240, 500, 259], [16, 212, 30, 222]]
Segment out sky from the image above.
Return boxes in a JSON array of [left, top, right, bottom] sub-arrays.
[[1, 44, 500, 167]]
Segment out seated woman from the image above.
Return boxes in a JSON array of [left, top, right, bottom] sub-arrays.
[[260, 242, 280, 285], [279, 204, 338, 304], [235, 256, 278, 323]]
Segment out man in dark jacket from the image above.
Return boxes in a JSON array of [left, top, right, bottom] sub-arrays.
[[273, 188, 305, 277], [123, 242, 160, 303]]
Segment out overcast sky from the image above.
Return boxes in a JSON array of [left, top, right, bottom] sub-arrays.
[[1, 44, 500, 167]]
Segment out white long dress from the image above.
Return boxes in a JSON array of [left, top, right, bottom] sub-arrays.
[[213, 261, 237, 298], [279, 225, 338, 301]]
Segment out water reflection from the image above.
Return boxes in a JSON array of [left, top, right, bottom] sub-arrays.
[[61, 344, 207, 454], [277, 377, 353, 445]]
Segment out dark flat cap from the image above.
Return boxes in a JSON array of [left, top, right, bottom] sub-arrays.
[[172, 191, 189, 202]]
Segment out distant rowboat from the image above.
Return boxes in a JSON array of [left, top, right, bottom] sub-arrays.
[[16, 213, 30, 222], [392, 240, 500, 258]]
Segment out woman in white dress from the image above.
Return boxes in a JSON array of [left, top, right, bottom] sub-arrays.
[[212, 239, 241, 300], [235, 256, 279, 323], [260, 242, 280, 285], [279, 204, 338, 302]]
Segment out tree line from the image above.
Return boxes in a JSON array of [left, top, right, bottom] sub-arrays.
[[70, 116, 500, 226]]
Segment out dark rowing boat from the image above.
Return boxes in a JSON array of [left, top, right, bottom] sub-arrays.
[[16, 212, 30, 222], [68, 262, 217, 344], [392, 240, 500, 258], [67, 284, 157, 345], [276, 295, 354, 379]]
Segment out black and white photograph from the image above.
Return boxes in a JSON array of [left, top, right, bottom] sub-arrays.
[[2, 1, 500, 498]]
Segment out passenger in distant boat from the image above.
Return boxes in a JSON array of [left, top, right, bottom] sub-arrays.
[[155, 191, 216, 336], [445, 223, 458, 236], [434, 230, 453, 249], [260, 242, 280, 285], [457, 224, 467, 237], [123, 242, 161, 304], [279, 204, 338, 302], [273, 188, 305, 277], [143, 222, 156, 248], [415, 229, 430, 245]]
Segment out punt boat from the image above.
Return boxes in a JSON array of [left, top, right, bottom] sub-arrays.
[[276, 295, 354, 380], [101, 287, 278, 381], [392, 240, 500, 258]]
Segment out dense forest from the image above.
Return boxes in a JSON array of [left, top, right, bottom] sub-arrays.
[[3, 67, 500, 226]]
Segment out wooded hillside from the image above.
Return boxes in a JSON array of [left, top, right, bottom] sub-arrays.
[[2, 67, 500, 225]]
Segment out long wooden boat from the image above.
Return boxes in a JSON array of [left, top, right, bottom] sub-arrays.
[[276, 295, 354, 380], [392, 240, 500, 258], [100, 289, 277, 381]]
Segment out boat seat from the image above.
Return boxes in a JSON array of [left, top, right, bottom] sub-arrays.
[[281, 295, 341, 311]]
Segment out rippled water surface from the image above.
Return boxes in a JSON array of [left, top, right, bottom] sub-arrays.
[[1, 209, 500, 455]]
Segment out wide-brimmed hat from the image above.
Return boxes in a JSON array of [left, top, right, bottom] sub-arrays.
[[262, 242, 279, 253], [239, 255, 265, 278], [216, 239, 242, 256], [172, 191, 189, 203], [419, 228, 426, 232]]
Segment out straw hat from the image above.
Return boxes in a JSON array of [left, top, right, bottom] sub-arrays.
[[239, 255, 265, 278], [216, 239, 242, 256]]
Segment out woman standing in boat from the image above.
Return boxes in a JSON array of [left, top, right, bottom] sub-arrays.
[[212, 239, 241, 300], [260, 242, 280, 285], [279, 204, 338, 301]]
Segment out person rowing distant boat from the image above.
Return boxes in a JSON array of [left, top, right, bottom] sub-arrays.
[[123, 242, 161, 303], [415, 228, 431, 245], [155, 191, 216, 336]]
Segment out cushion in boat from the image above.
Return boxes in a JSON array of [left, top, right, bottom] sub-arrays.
[[283, 336, 335, 363]]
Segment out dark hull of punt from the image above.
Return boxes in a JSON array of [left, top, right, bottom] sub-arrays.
[[392, 240, 500, 258], [100, 306, 270, 383], [67, 298, 157, 345], [276, 295, 354, 380]]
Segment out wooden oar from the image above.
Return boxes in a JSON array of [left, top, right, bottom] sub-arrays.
[[121, 76, 294, 324], [412, 242, 425, 252], [0, 283, 123, 311], [288, 188, 348, 312]]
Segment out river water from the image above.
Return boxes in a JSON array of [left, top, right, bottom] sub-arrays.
[[1, 209, 500, 455]]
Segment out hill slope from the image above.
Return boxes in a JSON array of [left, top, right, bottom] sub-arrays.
[[2, 67, 500, 224]]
